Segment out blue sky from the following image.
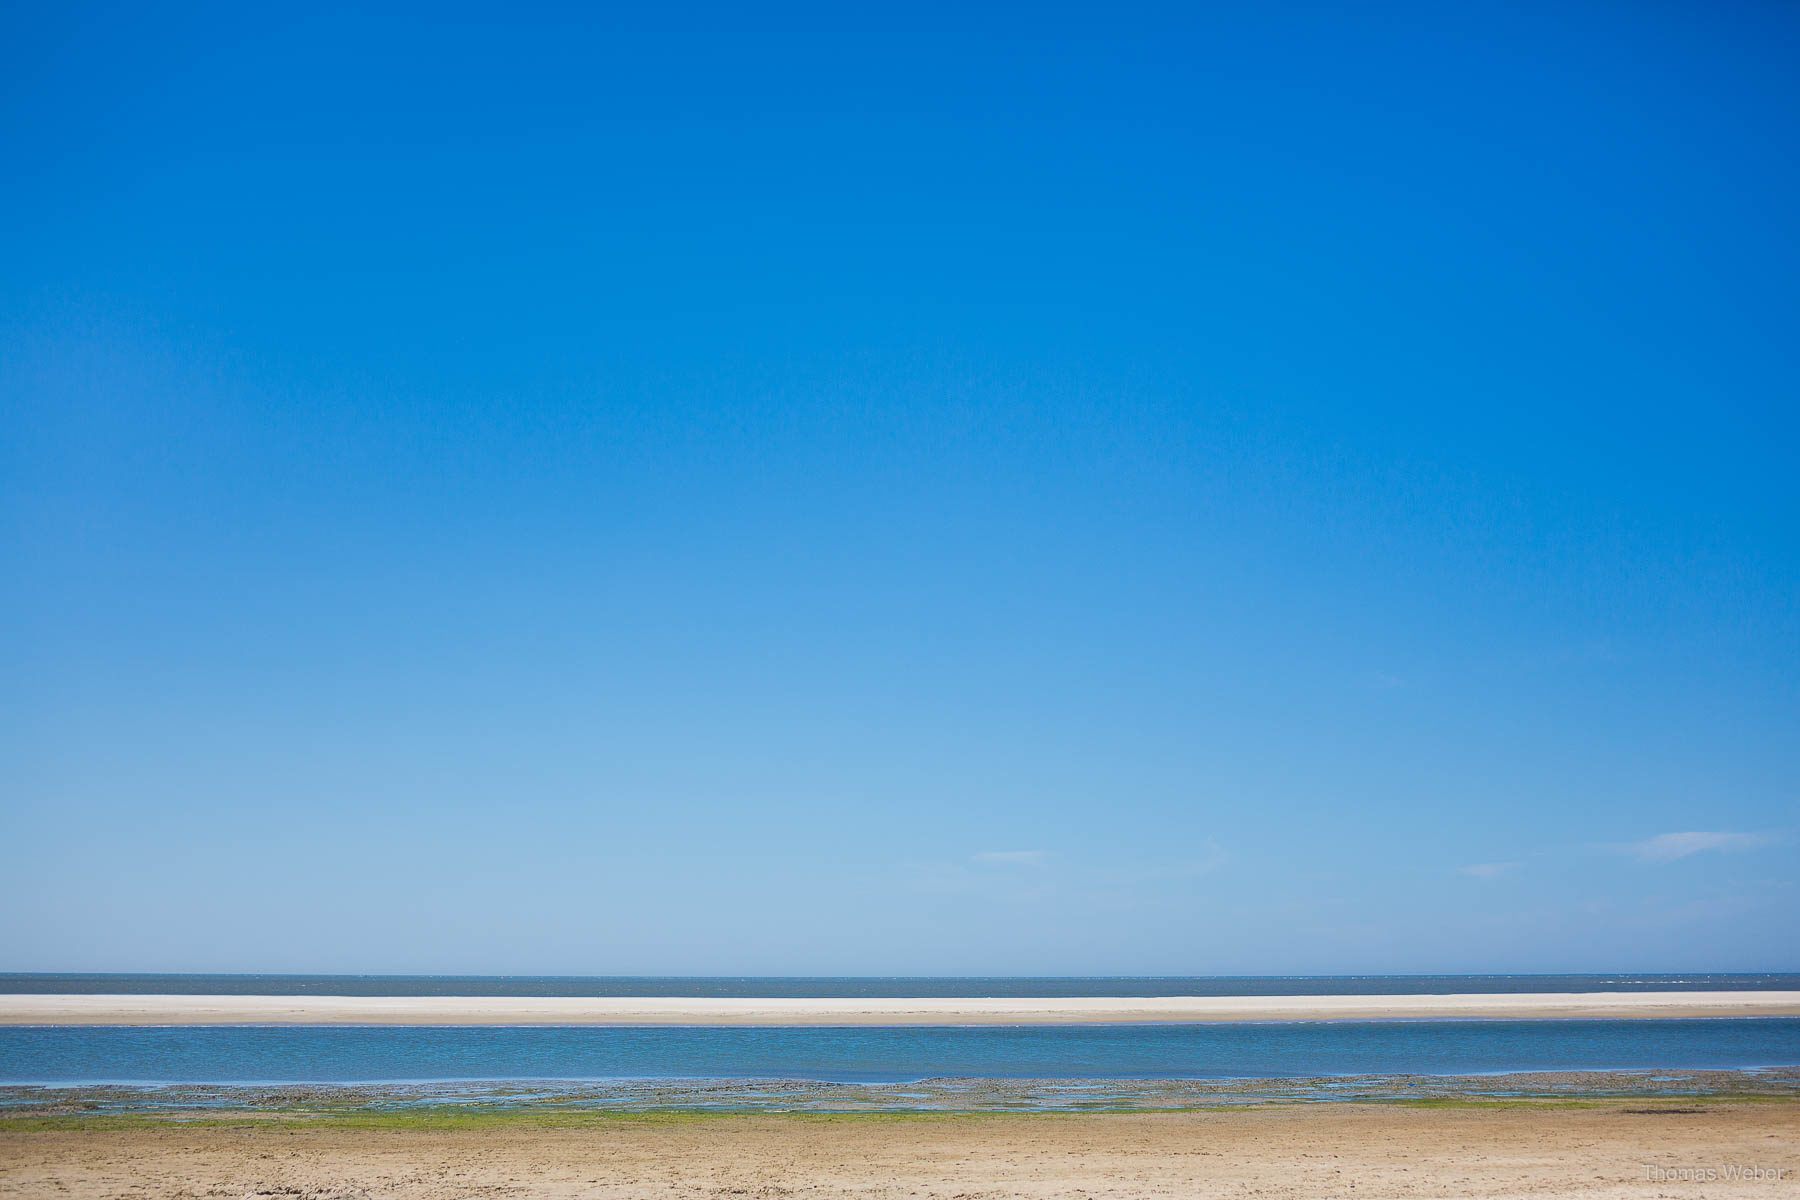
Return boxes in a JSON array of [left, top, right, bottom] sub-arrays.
[[3, 1, 1796, 974]]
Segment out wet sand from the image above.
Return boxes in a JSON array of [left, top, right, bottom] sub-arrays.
[[8, 1067, 1796, 1114], [4, 1102, 1796, 1198], [5, 990, 1800, 1025]]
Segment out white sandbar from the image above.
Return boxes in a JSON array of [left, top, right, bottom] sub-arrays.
[[3, 991, 1798, 1026]]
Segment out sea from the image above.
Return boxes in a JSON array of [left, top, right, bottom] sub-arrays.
[[3, 974, 1797, 1108], [8, 972, 1795, 997]]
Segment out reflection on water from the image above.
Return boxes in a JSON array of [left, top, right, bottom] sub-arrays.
[[5, 1067, 1799, 1115]]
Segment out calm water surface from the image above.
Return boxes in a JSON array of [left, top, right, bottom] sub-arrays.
[[5, 973, 1795, 997], [4, 1019, 1798, 1085]]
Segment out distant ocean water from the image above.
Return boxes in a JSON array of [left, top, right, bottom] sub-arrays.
[[5, 973, 1796, 997], [3, 1019, 1798, 1085]]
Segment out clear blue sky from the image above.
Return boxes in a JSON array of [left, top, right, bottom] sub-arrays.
[[3, 1, 1795, 975]]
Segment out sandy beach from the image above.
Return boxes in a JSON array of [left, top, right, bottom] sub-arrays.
[[3, 990, 1798, 1025], [5, 1102, 1797, 1199]]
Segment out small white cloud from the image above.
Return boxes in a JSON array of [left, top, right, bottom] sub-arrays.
[[972, 850, 1048, 866], [1459, 861, 1520, 880], [1622, 831, 1767, 863]]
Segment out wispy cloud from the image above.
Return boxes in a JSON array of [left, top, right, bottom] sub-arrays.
[[1458, 861, 1520, 880], [972, 850, 1048, 866], [1619, 831, 1768, 863]]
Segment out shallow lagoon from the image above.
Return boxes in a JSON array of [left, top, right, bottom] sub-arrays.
[[4, 1017, 1798, 1086]]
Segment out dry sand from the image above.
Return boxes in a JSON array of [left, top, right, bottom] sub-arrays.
[[4, 1103, 1797, 1199], [4, 990, 1800, 1025]]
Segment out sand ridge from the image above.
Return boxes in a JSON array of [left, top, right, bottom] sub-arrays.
[[3, 989, 1799, 1025]]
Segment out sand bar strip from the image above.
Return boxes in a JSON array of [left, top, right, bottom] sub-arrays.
[[3, 990, 1799, 1025]]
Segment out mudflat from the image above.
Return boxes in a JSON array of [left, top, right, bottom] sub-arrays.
[[4, 1102, 1797, 1199], [5, 990, 1800, 1025]]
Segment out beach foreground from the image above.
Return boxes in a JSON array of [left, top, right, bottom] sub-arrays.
[[6, 990, 1800, 1025], [5, 1102, 1797, 1199]]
